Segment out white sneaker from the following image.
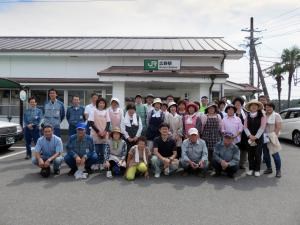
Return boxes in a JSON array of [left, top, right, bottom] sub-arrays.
[[164, 168, 170, 176], [254, 171, 260, 177], [81, 173, 88, 179], [106, 170, 113, 178], [91, 164, 100, 171], [154, 173, 160, 178], [246, 170, 254, 176], [74, 170, 83, 179]]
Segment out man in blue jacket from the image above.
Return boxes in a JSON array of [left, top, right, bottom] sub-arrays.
[[66, 95, 85, 137], [213, 132, 240, 178], [64, 123, 99, 179], [24, 96, 43, 159], [43, 88, 65, 137]]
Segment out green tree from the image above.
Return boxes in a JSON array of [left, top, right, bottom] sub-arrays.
[[268, 63, 285, 111], [281, 46, 300, 108]]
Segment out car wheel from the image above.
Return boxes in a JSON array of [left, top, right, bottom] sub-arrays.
[[292, 131, 300, 146]]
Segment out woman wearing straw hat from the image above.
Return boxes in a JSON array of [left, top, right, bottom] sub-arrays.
[[182, 102, 202, 139], [146, 98, 165, 151], [105, 127, 127, 178], [201, 103, 223, 168], [164, 101, 183, 158], [244, 99, 267, 177]]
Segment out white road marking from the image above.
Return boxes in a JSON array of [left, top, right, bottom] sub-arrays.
[[0, 150, 26, 160], [9, 146, 25, 149]]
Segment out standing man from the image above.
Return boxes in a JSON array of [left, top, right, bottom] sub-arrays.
[[212, 132, 240, 178], [32, 125, 64, 177], [166, 95, 175, 104], [66, 95, 85, 137], [151, 123, 179, 178], [135, 94, 148, 136], [84, 93, 98, 135], [44, 88, 65, 137], [64, 123, 99, 178], [144, 94, 154, 114], [180, 128, 208, 177], [199, 96, 208, 113], [24, 96, 43, 159]]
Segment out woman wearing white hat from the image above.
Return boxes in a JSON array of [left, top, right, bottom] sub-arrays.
[[108, 97, 123, 130], [146, 98, 165, 151], [244, 99, 267, 177], [164, 101, 183, 158]]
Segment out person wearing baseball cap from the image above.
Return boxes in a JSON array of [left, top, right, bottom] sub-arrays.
[[180, 128, 208, 177], [199, 96, 209, 113], [212, 132, 240, 178], [135, 94, 148, 136], [64, 122, 99, 179]]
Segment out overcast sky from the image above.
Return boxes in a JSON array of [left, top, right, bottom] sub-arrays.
[[0, 0, 299, 99]]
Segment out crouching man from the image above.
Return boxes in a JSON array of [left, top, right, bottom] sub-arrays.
[[151, 123, 179, 178], [32, 125, 63, 178], [180, 128, 208, 177], [212, 132, 240, 178], [64, 123, 99, 179]]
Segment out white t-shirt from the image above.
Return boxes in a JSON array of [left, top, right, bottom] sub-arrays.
[[84, 104, 96, 119]]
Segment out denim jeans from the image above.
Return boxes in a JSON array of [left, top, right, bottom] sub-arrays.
[[24, 126, 40, 157], [53, 127, 61, 137], [32, 156, 63, 171], [263, 144, 281, 171], [64, 151, 99, 171], [95, 144, 107, 164], [68, 125, 77, 137], [150, 155, 178, 175]]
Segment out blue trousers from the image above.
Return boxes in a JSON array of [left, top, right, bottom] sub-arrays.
[[68, 125, 77, 137], [64, 151, 99, 171], [53, 128, 61, 137], [95, 144, 107, 164], [24, 126, 40, 157], [32, 156, 63, 171], [263, 144, 281, 171]]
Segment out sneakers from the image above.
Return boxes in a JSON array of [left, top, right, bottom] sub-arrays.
[[276, 170, 281, 178], [254, 171, 260, 177], [264, 168, 273, 174], [74, 170, 88, 179], [246, 170, 254, 176], [154, 173, 160, 178], [91, 164, 100, 171], [164, 168, 170, 176], [106, 170, 113, 178]]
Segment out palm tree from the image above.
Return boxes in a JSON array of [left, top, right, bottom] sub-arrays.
[[281, 46, 300, 108], [268, 63, 284, 111]]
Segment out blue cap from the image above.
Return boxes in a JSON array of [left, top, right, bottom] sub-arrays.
[[76, 123, 86, 130]]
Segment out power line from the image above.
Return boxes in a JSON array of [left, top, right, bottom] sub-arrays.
[[261, 5, 300, 26], [263, 29, 300, 39]]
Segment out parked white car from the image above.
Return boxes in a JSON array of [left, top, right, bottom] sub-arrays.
[[279, 107, 300, 146], [0, 121, 23, 150]]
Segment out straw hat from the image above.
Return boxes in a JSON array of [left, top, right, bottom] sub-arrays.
[[204, 103, 218, 114], [245, 99, 264, 111]]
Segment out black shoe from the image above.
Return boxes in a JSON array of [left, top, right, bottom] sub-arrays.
[[213, 171, 221, 177], [24, 155, 30, 160], [84, 166, 92, 174], [68, 169, 76, 176], [54, 169, 60, 175], [227, 173, 235, 178], [264, 168, 273, 174], [40, 167, 51, 178], [275, 170, 281, 178]]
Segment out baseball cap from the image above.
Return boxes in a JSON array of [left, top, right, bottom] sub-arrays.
[[76, 122, 86, 130], [188, 128, 199, 136]]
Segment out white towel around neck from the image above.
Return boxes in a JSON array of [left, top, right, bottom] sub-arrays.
[[134, 146, 147, 165], [124, 112, 138, 127], [267, 111, 276, 124]]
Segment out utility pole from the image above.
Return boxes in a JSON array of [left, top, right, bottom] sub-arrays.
[[242, 17, 269, 99]]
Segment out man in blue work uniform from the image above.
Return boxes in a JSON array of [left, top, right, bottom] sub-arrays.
[[43, 88, 65, 137], [66, 95, 85, 137], [23, 96, 43, 159], [64, 123, 99, 178]]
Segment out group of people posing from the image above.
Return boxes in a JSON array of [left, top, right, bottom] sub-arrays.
[[24, 89, 282, 180]]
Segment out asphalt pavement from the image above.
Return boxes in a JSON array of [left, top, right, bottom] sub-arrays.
[[0, 141, 299, 225]]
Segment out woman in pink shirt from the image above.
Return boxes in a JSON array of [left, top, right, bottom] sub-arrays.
[[108, 98, 123, 130]]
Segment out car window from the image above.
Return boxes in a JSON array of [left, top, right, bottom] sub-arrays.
[[280, 111, 288, 119], [288, 111, 300, 119]]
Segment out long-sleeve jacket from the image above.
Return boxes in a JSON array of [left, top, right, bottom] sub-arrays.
[[66, 105, 85, 127], [24, 107, 43, 127], [181, 138, 208, 163], [213, 141, 240, 167], [44, 100, 65, 128], [66, 134, 95, 158]]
